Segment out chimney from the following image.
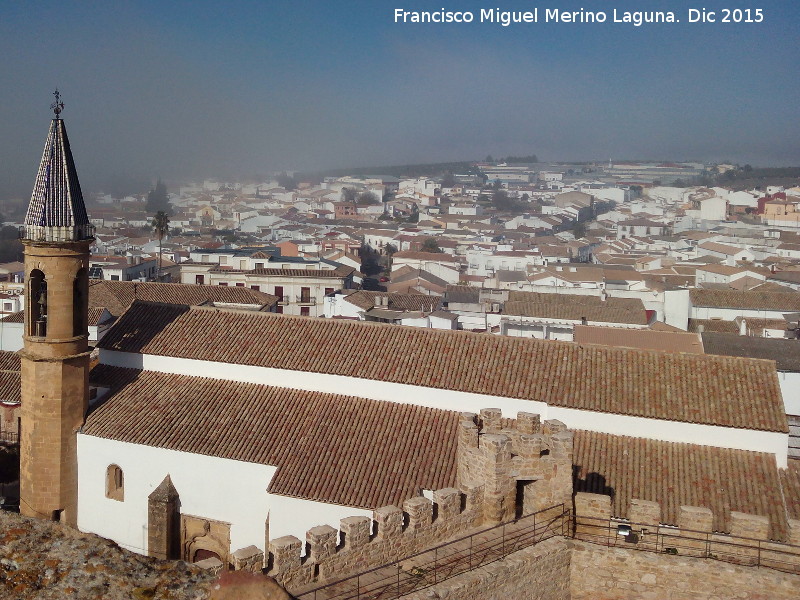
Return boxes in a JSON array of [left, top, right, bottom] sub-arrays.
[[739, 319, 747, 336], [697, 324, 704, 334], [581, 316, 588, 326], [374, 296, 382, 308]]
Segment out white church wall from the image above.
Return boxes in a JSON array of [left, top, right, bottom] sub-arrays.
[[778, 371, 800, 416], [266, 495, 371, 543], [77, 435, 275, 556], [0, 319, 23, 351], [98, 349, 789, 466], [547, 406, 789, 469]]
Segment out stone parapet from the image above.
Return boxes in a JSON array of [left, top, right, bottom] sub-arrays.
[[572, 493, 800, 571], [267, 484, 485, 590]]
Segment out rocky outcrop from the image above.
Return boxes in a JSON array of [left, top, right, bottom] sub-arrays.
[[0, 509, 215, 599]]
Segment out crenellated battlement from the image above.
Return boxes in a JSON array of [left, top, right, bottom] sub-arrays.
[[243, 408, 574, 591], [458, 408, 574, 523], [574, 492, 800, 569], [264, 484, 486, 589]]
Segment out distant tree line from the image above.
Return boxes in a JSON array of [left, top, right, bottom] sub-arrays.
[[146, 180, 172, 215], [0, 215, 22, 263]]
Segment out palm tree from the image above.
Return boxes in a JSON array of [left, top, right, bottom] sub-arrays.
[[151, 211, 170, 282]]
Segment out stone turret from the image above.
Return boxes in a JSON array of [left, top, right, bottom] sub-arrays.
[[457, 408, 574, 523], [19, 95, 94, 526]]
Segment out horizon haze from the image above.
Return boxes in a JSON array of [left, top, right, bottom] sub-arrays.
[[1, 0, 798, 199]]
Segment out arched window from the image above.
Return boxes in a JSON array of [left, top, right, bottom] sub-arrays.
[[105, 464, 124, 501], [73, 268, 87, 336], [28, 269, 47, 337]]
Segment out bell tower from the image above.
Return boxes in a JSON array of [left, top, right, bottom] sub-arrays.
[[19, 91, 94, 526]]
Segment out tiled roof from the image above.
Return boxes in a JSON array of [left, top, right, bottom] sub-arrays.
[[573, 325, 703, 354], [689, 289, 800, 311], [88, 280, 278, 316], [444, 285, 480, 304], [504, 301, 647, 325], [99, 302, 787, 432], [87, 307, 112, 326], [505, 292, 648, 325], [701, 332, 800, 372], [573, 430, 789, 541], [697, 242, 744, 255], [212, 268, 347, 278], [781, 460, 800, 520], [343, 291, 441, 312], [2, 311, 24, 324], [688, 318, 739, 334], [0, 350, 21, 403], [0, 351, 20, 372], [84, 366, 458, 509]]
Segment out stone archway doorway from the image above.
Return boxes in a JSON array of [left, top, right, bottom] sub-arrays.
[[194, 548, 222, 563]]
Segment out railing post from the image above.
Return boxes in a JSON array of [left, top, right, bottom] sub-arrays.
[[469, 534, 473, 570]]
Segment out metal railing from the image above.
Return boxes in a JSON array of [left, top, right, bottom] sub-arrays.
[[574, 514, 800, 575], [296, 296, 317, 305], [296, 504, 570, 600]]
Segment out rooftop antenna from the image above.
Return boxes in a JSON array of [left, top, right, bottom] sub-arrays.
[[50, 89, 64, 119]]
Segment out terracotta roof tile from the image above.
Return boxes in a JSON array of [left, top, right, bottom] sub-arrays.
[[84, 366, 458, 509], [573, 325, 703, 353], [343, 291, 441, 312], [781, 459, 800, 520], [573, 430, 789, 541], [98, 302, 787, 432], [0, 351, 20, 404], [89, 280, 278, 316], [689, 289, 800, 311], [701, 333, 800, 372]]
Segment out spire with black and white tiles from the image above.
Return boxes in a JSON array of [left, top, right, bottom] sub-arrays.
[[23, 90, 94, 243]]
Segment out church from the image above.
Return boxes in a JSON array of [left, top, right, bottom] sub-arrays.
[[17, 107, 799, 571]]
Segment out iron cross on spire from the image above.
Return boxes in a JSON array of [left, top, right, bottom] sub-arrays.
[[51, 89, 64, 119]]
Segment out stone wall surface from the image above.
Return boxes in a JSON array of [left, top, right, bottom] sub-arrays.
[[400, 536, 571, 600], [570, 539, 800, 600]]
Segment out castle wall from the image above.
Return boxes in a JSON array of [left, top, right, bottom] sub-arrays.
[[570, 540, 800, 600], [400, 536, 571, 600], [98, 350, 789, 465]]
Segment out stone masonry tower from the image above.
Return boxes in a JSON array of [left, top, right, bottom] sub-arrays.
[[19, 93, 94, 526]]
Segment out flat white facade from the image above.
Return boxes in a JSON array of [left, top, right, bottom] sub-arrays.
[[77, 435, 372, 553]]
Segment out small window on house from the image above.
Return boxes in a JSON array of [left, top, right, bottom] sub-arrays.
[[105, 464, 124, 501], [201, 255, 209, 262], [111, 275, 120, 281], [239, 260, 247, 269], [235, 282, 244, 287], [251, 285, 260, 291], [255, 262, 264, 269]]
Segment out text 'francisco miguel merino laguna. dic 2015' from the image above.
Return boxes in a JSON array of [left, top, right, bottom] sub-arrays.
[[395, 8, 687, 27]]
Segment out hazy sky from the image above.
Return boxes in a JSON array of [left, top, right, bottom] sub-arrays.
[[1, 0, 798, 197]]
